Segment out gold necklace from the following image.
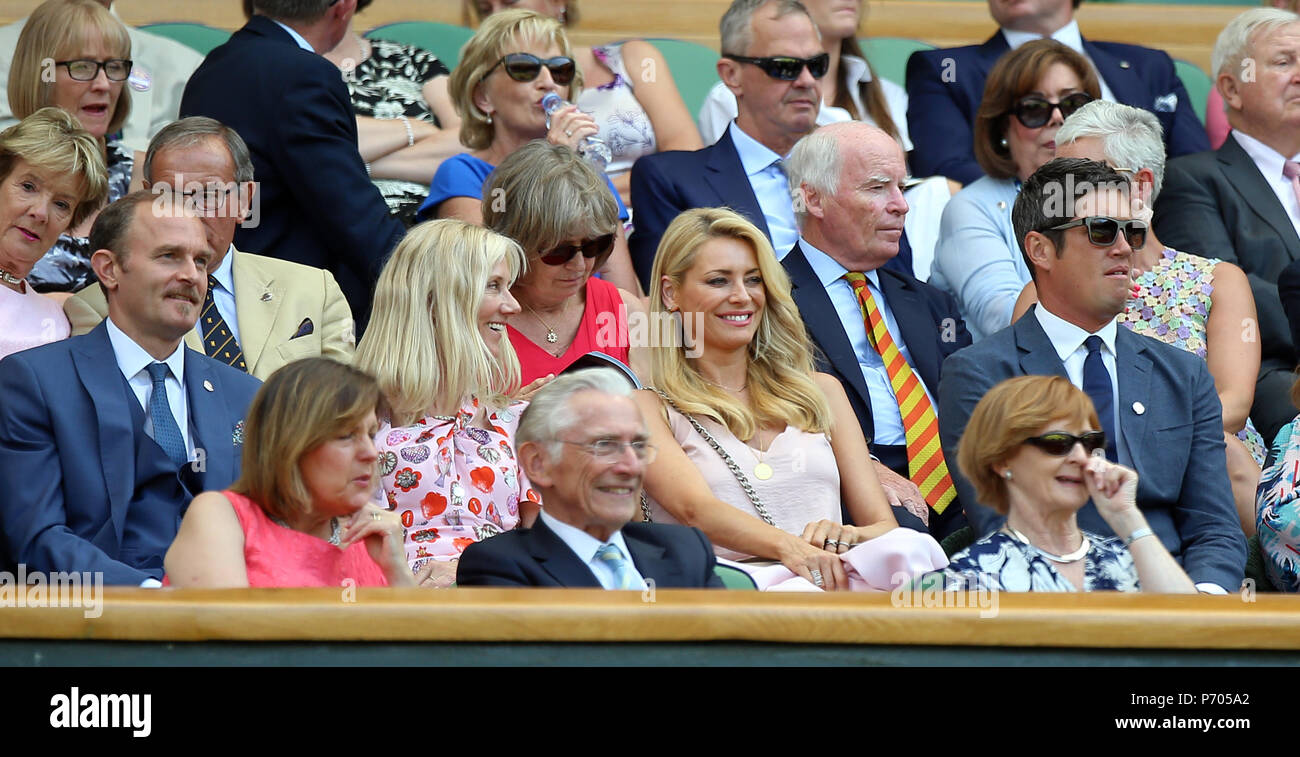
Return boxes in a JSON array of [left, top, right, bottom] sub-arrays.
[[523, 301, 559, 344], [748, 429, 773, 481]]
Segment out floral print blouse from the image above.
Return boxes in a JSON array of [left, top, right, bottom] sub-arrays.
[[376, 396, 541, 574], [925, 529, 1139, 592]]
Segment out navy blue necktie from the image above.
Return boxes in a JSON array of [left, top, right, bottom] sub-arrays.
[[145, 362, 188, 467], [1082, 336, 1117, 462]]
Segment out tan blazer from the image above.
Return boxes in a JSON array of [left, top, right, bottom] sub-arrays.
[[65, 249, 355, 380]]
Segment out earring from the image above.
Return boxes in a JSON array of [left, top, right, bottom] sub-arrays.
[[485, 113, 493, 125], [999, 136, 1009, 150], [1002, 470, 1013, 480]]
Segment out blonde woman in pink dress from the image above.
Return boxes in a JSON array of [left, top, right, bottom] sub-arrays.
[[355, 219, 542, 587]]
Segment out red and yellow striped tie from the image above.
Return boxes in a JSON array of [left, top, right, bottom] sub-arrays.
[[844, 273, 955, 515]]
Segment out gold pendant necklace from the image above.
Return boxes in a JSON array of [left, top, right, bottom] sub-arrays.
[[523, 302, 559, 344], [750, 430, 773, 480]]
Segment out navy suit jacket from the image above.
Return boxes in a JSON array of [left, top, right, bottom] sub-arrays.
[[455, 517, 724, 588], [905, 32, 1208, 185], [1155, 136, 1300, 445], [180, 16, 404, 329], [784, 243, 970, 535], [937, 307, 1246, 591], [0, 324, 261, 584]]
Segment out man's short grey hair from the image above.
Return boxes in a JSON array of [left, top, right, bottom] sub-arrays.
[[143, 117, 255, 184], [1212, 7, 1300, 79], [1057, 100, 1167, 202], [719, 0, 816, 56], [785, 128, 843, 227], [516, 368, 636, 455], [250, 0, 338, 22]]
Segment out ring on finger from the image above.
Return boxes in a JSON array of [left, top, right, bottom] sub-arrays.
[[824, 539, 840, 550], [810, 568, 824, 587], [371, 512, 381, 521], [565, 128, 573, 137]]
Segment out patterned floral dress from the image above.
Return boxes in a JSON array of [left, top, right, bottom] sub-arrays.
[[576, 43, 656, 181], [28, 140, 132, 293], [1116, 248, 1267, 464], [926, 530, 1139, 591], [344, 38, 450, 227], [1255, 418, 1300, 591], [376, 396, 541, 574]]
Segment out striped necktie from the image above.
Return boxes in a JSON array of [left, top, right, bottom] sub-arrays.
[[844, 273, 956, 515], [594, 543, 635, 590], [201, 274, 247, 372]]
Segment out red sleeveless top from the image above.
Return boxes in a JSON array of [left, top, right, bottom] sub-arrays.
[[507, 277, 631, 385]]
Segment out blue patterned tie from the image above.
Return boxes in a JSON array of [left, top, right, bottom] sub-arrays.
[[146, 362, 188, 467], [594, 543, 635, 590], [1082, 336, 1117, 461]]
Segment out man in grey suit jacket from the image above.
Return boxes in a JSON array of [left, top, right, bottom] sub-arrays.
[[939, 158, 1245, 592]]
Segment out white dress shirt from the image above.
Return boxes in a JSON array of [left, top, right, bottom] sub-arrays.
[[728, 122, 800, 260], [1230, 130, 1300, 237], [1002, 19, 1116, 103], [105, 316, 193, 459], [1032, 304, 1122, 459], [207, 245, 241, 345], [539, 511, 648, 591]]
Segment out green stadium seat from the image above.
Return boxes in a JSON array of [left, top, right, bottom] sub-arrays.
[[139, 22, 230, 56], [860, 37, 935, 89], [714, 563, 758, 589], [1173, 58, 1212, 126], [646, 38, 721, 120], [365, 21, 475, 69]]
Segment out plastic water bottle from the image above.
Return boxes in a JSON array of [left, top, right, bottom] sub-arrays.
[[541, 92, 612, 170]]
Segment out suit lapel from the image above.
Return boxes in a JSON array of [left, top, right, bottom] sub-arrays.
[[526, 518, 602, 587], [1015, 306, 1072, 378], [624, 528, 681, 586], [230, 251, 282, 375], [1218, 136, 1300, 260], [72, 324, 136, 543], [879, 271, 940, 391], [1114, 328, 1152, 468], [786, 245, 874, 421], [703, 130, 771, 240], [183, 350, 234, 489], [977, 33, 1010, 68]]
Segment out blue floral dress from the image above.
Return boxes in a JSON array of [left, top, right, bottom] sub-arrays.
[[925, 530, 1139, 591], [1255, 417, 1300, 591]]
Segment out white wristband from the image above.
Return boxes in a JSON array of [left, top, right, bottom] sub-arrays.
[[1123, 526, 1155, 547]]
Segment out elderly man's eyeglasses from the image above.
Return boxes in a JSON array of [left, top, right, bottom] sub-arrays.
[[1046, 216, 1147, 249], [561, 439, 658, 463], [57, 59, 132, 82], [483, 53, 576, 85], [538, 233, 615, 266], [1023, 431, 1107, 456], [1008, 92, 1092, 128], [177, 186, 233, 213], [723, 53, 830, 81]]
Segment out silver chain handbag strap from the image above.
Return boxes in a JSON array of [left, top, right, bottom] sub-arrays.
[[640, 387, 777, 528]]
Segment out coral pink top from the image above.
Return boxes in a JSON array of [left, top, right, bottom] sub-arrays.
[[507, 276, 630, 385], [224, 490, 388, 587]]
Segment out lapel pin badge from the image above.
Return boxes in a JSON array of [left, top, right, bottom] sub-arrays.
[[261, 292, 273, 302], [1132, 401, 1145, 415], [1120, 60, 1131, 69], [203, 380, 214, 392]]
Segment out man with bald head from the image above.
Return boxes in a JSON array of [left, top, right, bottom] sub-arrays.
[[783, 122, 971, 538]]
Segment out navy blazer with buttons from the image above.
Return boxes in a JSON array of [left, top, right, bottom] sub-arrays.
[[0, 323, 260, 585], [180, 15, 405, 329], [456, 517, 724, 588], [937, 306, 1246, 591], [905, 32, 1208, 185]]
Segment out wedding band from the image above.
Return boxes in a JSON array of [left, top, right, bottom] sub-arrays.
[[824, 539, 840, 549], [371, 512, 381, 521], [810, 568, 824, 587], [565, 128, 573, 137]]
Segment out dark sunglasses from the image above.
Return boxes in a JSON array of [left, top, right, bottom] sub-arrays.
[[1046, 216, 1147, 249], [723, 53, 830, 81], [1008, 91, 1093, 129], [1023, 431, 1108, 456], [482, 53, 576, 85], [538, 233, 616, 266]]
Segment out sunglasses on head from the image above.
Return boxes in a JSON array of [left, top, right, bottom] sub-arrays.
[[1023, 431, 1107, 456], [482, 53, 576, 85], [723, 53, 830, 81], [1008, 91, 1093, 129], [1046, 216, 1147, 249], [538, 233, 616, 266]]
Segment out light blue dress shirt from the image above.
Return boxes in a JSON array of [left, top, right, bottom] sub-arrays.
[[800, 237, 937, 446], [728, 122, 799, 259], [105, 317, 193, 458], [929, 176, 1028, 341], [207, 244, 240, 345], [272, 20, 316, 53], [539, 510, 648, 590]]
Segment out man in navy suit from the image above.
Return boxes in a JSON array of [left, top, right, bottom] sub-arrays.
[[0, 193, 261, 585], [628, 0, 827, 291], [783, 122, 971, 539], [180, 0, 404, 330], [938, 158, 1245, 592], [906, 0, 1207, 185], [457, 369, 723, 589], [1155, 7, 1300, 448]]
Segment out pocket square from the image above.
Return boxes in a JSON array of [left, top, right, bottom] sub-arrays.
[[1154, 93, 1178, 113], [291, 318, 314, 339]]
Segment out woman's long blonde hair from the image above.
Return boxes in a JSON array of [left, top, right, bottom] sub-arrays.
[[355, 219, 526, 426], [649, 208, 830, 441]]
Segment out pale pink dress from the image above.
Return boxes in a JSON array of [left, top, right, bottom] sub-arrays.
[[0, 282, 69, 359], [376, 396, 540, 574]]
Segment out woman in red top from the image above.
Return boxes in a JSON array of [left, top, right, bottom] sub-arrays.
[[164, 358, 415, 588], [483, 141, 649, 387]]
